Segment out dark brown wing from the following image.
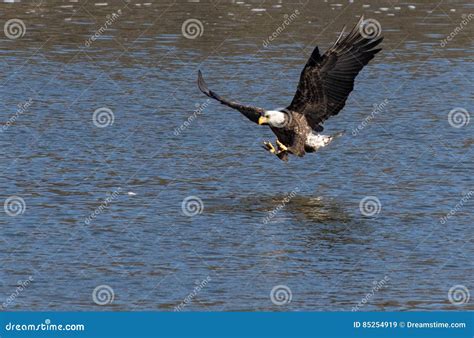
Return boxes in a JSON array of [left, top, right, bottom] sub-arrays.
[[197, 70, 264, 124], [286, 16, 383, 131]]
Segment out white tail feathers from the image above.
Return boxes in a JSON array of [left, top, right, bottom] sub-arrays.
[[306, 130, 345, 150]]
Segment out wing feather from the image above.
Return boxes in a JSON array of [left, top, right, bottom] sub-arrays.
[[197, 70, 264, 124], [286, 16, 383, 131]]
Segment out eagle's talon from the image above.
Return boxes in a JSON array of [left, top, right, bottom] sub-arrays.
[[263, 141, 276, 154], [263, 140, 289, 161], [276, 139, 288, 151], [276, 150, 289, 162]]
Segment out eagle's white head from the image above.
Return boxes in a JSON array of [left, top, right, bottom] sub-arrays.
[[258, 110, 287, 127]]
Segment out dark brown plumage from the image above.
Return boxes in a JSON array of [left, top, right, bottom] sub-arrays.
[[197, 16, 383, 161]]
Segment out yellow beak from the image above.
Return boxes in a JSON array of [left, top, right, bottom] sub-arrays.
[[258, 116, 269, 125]]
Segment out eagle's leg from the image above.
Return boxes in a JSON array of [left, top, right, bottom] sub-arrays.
[[263, 141, 289, 161], [262, 141, 276, 154], [276, 139, 288, 152], [275, 140, 290, 161]]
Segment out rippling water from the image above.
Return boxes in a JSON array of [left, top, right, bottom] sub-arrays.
[[1, 1, 473, 311]]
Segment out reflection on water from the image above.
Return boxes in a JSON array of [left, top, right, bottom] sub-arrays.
[[286, 196, 352, 223], [0, 1, 473, 311]]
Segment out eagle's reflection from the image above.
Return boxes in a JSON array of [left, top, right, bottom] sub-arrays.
[[225, 193, 370, 248], [284, 195, 351, 224], [206, 193, 353, 225]]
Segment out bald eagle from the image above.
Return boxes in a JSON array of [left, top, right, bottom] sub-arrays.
[[197, 16, 383, 161]]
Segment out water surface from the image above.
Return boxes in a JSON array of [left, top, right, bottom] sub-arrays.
[[0, 0, 473, 311]]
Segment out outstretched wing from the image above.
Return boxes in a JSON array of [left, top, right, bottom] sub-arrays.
[[197, 70, 264, 124], [286, 16, 383, 131]]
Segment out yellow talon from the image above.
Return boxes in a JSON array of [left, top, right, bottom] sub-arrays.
[[263, 141, 276, 154], [276, 139, 288, 151]]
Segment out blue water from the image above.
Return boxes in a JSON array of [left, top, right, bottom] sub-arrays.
[[0, 1, 472, 311]]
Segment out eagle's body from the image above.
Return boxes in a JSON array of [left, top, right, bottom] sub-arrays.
[[197, 16, 383, 161], [265, 110, 342, 161]]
